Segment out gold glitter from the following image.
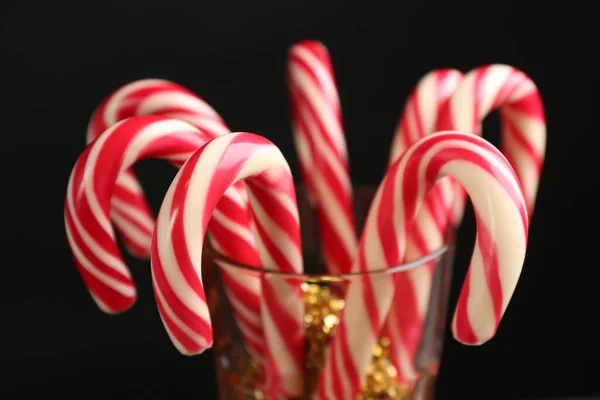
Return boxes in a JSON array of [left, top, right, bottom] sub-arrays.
[[232, 282, 412, 398], [357, 339, 410, 399]]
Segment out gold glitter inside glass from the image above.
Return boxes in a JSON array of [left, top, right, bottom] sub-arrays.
[[224, 283, 410, 399]]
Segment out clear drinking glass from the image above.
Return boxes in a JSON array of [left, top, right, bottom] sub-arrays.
[[204, 187, 456, 399]]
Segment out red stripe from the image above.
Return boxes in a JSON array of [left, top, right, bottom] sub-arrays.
[[338, 318, 361, 397], [473, 210, 503, 324], [219, 269, 261, 323], [473, 66, 491, 130], [507, 90, 545, 121], [171, 147, 219, 297], [152, 252, 213, 351], [287, 82, 317, 201], [154, 284, 211, 353], [411, 90, 426, 140], [207, 217, 259, 266], [453, 269, 477, 342], [69, 162, 131, 285], [152, 153, 213, 342], [392, 272, 422, 365], [417, 133, 528, 232], [489, 67, 523, 108], [377, 165, 403, 267], [500, 114, 543, 212], [315, 207, 353, 272], [111, 186, 154, 234], [65, 209, 135, 311], [261, 278, 303, 366], [144, 106, 221, 123], [247, 187, 300, 273], [318, 337, 336, 399], [111, 83, 183, 122], [435, 69, 460, 102], [289, 42, 340, 115], [289, 84, 348, 172], [434, 95, 457, 132]]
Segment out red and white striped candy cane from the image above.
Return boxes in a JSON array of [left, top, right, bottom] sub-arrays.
[[287, 40, 357, 274], [66, 117, 265, 364], [436, 64, 546, 224], [86, 79, 232, 258], [316, 131, 529, 400], [383, 65, 546, 378], [66, 116, 208, 312], [384, 69, 464, 382], [151, 132, 305, 397], [86, 82, 265, 360]]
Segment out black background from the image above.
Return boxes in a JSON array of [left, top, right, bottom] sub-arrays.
[[1, 1, 586, 399]]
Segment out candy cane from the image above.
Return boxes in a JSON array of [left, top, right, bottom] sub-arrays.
[[435, 64, 546, 224], [316, 131, 529, 400], [383, 65, 546, 381], [384, 69, 464, 382], [151, 132, 305, 397], [287, 40, 357, 274], [86, 79, 232, 258], [65, 116, 265, 362], [86, 82, 265, 360]]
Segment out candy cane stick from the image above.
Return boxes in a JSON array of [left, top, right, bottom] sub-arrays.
[[86, 79, 232, 258], [435, 64, 546, 224], [384, 69, 464, 381], [151, 132, 304, 397], [287, 40, 357, 274], [316, 131, 529, 400], [66, 116, 265, 362]]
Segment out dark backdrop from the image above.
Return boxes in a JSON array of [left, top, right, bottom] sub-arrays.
[[1, 1, 583, 399]]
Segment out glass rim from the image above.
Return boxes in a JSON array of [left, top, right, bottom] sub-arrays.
[[210, 242, 454, 280], [208, 184, 456, 279]]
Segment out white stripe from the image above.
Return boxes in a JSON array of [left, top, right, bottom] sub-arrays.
[[103, 79, 170, 127], [85, 119, 200, 236], [260, 279, 303, 396], [436, 147, 526, 340], [64, 213, 135, 299], [416, 72, 439, 135], [211, 208, 257, 252], [298, 102, 356, 260], [110, 210, 152, 251], [288, 65, 348, 165], [115, 170, 144, 194], [449, 72, 477, 132], [479, 65, 514, 115], [291, 46, 340, 113], [224, 286, 261, 331], [155, 151, 213, 325], [163, 113, 230, 137], [65, 170, 130, 277], [510, 77, 537, 100], [151, 269, 211, 354], [246, 189, 302, 273], [138, 92, 220, 118], [111, 197, 155, 233]]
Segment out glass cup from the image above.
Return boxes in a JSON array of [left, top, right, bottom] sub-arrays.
[[204, 187, 456, 399]]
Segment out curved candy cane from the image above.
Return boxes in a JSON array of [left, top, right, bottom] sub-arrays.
[[436, 64, 546, 223], [384, 69, 464, 382], [66, 117, 265, 363], [151, 132, 305, 398], [317, 131, 529, 400], [86, 79, 232, 258], [287, 40, 356, 274], [85, 82, 265, 360]]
